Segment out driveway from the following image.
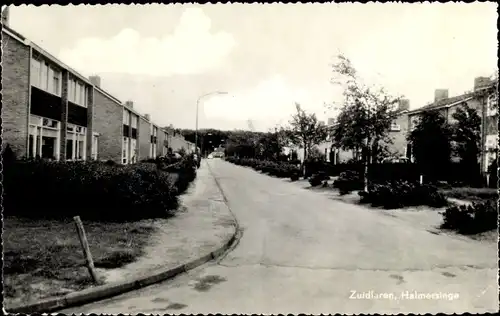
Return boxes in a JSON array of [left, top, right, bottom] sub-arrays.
[[60, 159, 498, 314]]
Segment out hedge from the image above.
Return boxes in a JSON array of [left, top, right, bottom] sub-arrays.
[[358, 180, 448, 209], [3, 155, 198, 222], [226, 157, 300, 180], [440, 199, 497, 234], [332, 170, 364, 195], [309, 161, 490, 187]]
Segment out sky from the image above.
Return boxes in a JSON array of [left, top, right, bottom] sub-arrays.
[[7, 3, 498, 131]]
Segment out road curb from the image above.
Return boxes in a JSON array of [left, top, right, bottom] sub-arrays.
[[6, 160, 242, 314]]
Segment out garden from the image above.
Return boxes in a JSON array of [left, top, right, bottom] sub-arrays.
[[2, 146, 198, 307]]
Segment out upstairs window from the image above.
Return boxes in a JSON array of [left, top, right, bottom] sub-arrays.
[[40, 61, 48, 90], [390, 122, 401, 132], [487, 93, 498, 117], [68, 78, 87, 107], [131, 114, 138, 129], [123, 109, 130, 125], [30, 58, 41, 87]]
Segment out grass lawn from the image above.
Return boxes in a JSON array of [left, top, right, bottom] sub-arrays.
[[439, 187, 498, 203], [3, 216, 160, 307]]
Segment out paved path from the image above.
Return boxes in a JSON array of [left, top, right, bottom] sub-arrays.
[[95, 161, 235, 284], [61, 159, 498, 314]]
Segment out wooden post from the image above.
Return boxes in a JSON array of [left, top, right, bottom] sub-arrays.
[[73, 216, 99, 283]]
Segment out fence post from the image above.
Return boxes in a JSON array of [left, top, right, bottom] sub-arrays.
[[73, 216, 99, 283]]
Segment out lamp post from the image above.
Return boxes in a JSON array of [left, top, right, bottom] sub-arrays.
[[195, 91, 228, 155]]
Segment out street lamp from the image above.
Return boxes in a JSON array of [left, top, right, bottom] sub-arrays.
[[195, 91, 228, 155]]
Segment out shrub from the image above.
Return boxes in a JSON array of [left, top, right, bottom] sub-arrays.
[[2, 144, 17, 167], [3, 157, 197, 222], [440, 199, 497, 234], [166, 154, 197, 194], [309, 171, 329, 187], [333, 170, 363, 195], [290, 173, 300, 181], [358, 180, 448, 209], [226, 157, 299, 179]]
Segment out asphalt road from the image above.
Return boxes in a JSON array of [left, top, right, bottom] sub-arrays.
[[61, 159, 498, 314]]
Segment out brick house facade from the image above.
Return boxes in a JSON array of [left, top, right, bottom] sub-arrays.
[[1, 29, 30, 158], [2, 25, 192, 164], [406, 79, 498, 173]]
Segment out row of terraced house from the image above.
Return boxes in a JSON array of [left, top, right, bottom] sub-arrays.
[[316, 77, 498, 174], [1, 24, 195, 164]]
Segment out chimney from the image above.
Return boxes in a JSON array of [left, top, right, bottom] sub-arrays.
[[89, 76, 101, 88], [2, 6, 10, 27], [434, 89, 449, 103], [474, 76, 492, 91], [144, 114, 150, 121], [398, 99, 410, 111], [125, 100, 134, 108]]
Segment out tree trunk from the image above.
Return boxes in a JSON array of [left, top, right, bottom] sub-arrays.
[[363, 138, 370, 192], [302, 143, 307, 177]]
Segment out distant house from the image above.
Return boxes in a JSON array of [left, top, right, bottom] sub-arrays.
[[406, 77, 498, 173], [327, 99, 412, 164]]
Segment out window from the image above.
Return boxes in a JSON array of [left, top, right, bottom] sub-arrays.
[[68, 79, 76, 103], [487, 94, 498, 116], [131, 114, 138, 129], [51, 68, 61, 95], [123, 110, 130, 125], [79, 84, 86, 106], [40, 62, 48, 90], [43, 118, 58, 128], [485, 135, 498, 151], [48, 67, 54, 93], [66, 124, 86, 161], [122, 137, 129, 164], [77, 140, 85, 160], [131, 139, 137, 163], [29, 115, 61, 160], [30, 58, 41, 87], [75, 82, 81, 105], [390, 122, 401, 132], [92, 135, 98, 160], [410, 117, 420, 131]]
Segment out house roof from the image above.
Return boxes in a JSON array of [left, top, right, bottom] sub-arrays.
[[408, 94, 475, 115], [408, 80, 497, 115]]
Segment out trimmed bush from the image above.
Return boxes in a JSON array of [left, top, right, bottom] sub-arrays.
[[332, 170, 364, 195], [167, 154, 198, 194], [358, 180, 448, 209], [440, 199, 497, 234], [3, 156, 197, 222], [309, 171, 329, 187], [226, 157, 299, 179]]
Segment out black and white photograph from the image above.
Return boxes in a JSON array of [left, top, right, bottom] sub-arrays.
[[1, 2, 498, 314]]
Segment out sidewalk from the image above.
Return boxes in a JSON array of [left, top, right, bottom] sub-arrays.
[[97, 160, 236, 283]]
